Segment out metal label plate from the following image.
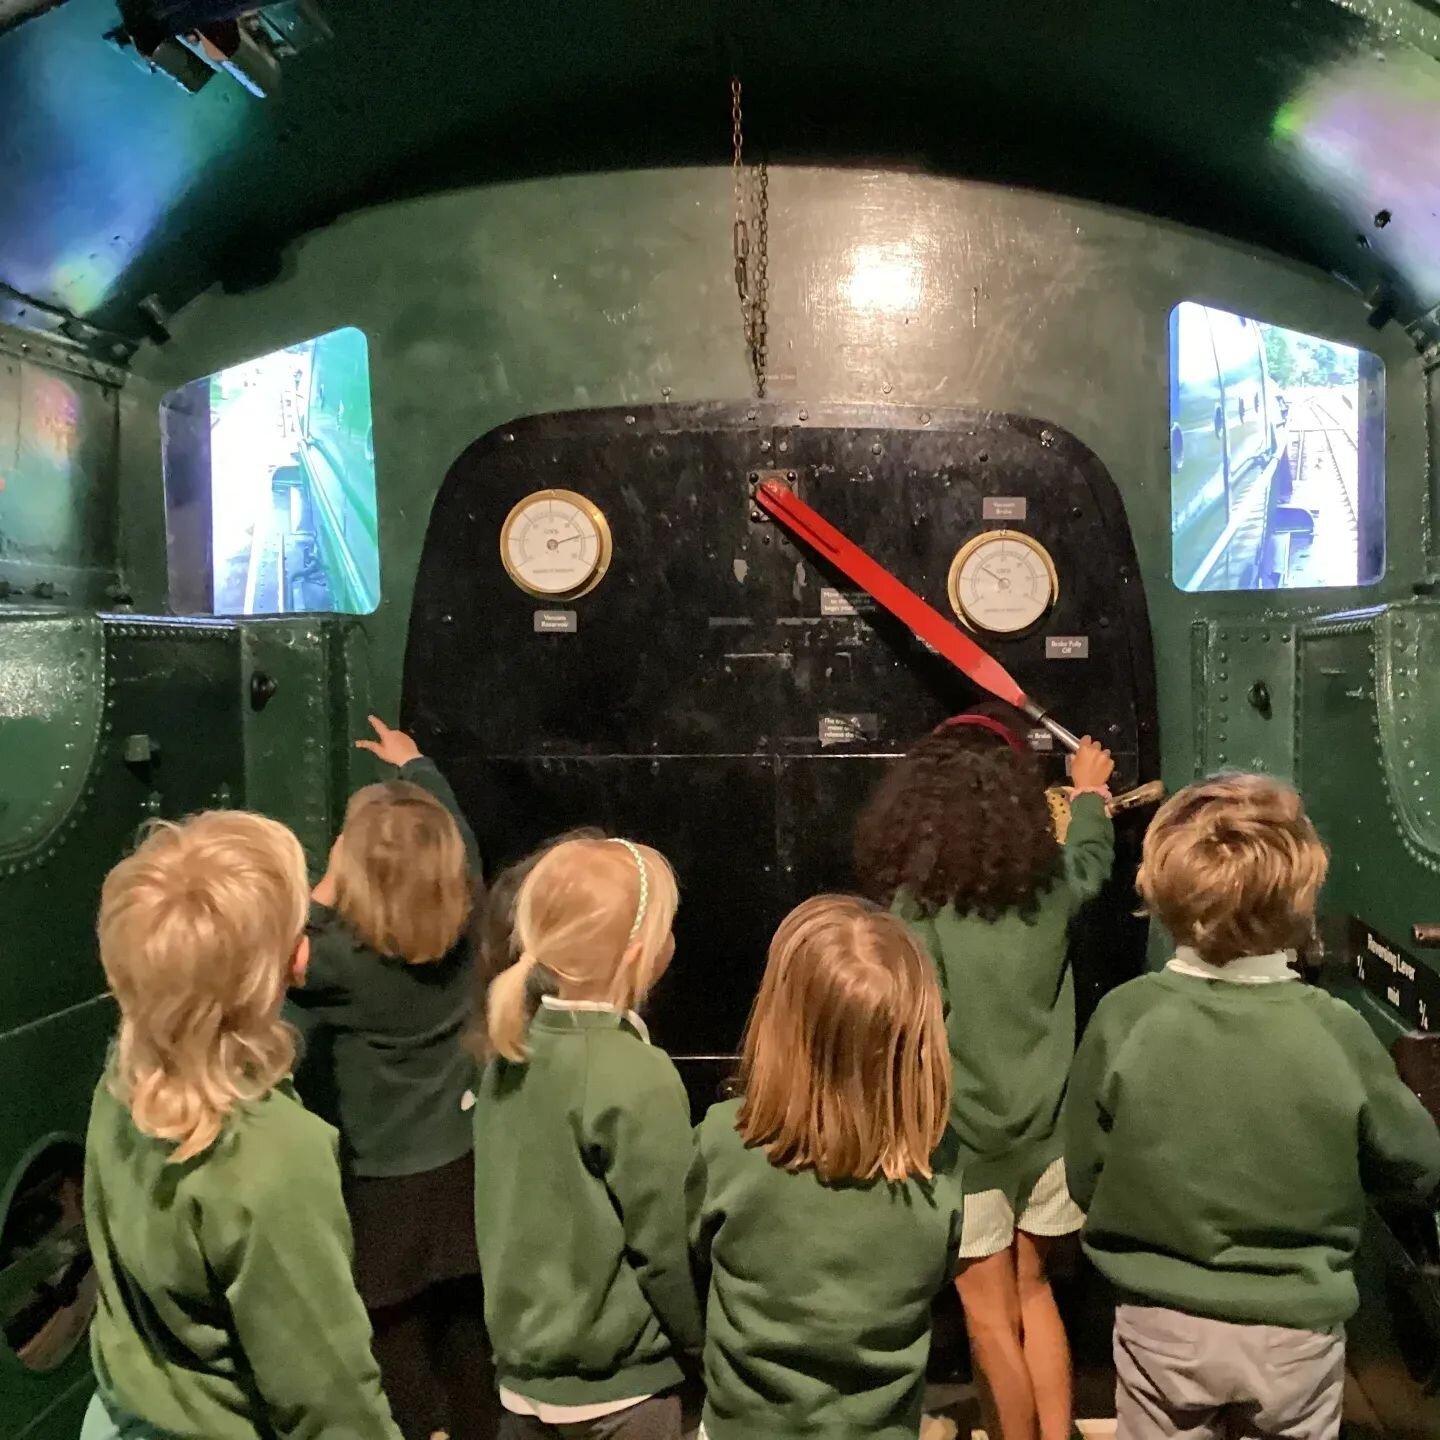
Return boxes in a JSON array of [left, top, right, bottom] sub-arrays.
[[819, 713, 879, 746], [819, 587, 877, 616], [1348, 917, 1440, 1031], [983, 496, 1028, 521], [1046, 635, 1090, 659], [533, 610, 578, 633]]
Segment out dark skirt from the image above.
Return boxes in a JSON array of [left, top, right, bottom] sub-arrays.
[[346, 1148, 480, 1310]]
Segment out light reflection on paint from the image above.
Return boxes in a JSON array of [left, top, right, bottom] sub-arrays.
[[1271, 47, 1440, 298], [845, 242, 923, 313], [0, 0, 248, 319], [27, 372, 80, 467]]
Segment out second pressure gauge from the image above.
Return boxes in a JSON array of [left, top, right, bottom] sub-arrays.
[[948, 530, 1058, 635], [500, 489, 613, 599]]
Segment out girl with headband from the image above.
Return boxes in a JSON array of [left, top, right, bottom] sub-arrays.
[[475, 836, 701, 1440], [853, 707, 1115, 1440]]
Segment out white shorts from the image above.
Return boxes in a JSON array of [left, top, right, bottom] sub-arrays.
[[958, 1157, 1084, 1260]]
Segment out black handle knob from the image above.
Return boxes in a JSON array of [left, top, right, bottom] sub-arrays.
[[1247, 681, 1272, 718], [250, 671, 278, 712]]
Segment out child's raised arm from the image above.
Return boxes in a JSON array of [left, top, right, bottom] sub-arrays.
[[1062, 737, 1116, 904], [355, 714, 481, 874]]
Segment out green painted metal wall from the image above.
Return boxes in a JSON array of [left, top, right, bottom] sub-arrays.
[[0, 338, 122, 608], [121, 167, 1429, 790]]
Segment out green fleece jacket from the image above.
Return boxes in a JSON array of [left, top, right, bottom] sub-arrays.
[[472, 1002, 703, 1407], [898, 791, 1114, 1205], [289, 756, 479, 1178], [689, 1099, 964, 1440], [1065, 965, 1440, 1329], [85, 1073, 399, 1440]]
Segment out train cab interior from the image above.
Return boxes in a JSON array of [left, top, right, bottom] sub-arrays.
[[1, 1, 1440, 1436]]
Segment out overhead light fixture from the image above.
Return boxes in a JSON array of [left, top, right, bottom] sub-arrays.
[[105, 0, 329, 97]]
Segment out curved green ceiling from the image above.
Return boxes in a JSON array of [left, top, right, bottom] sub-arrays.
[[1, 0, 1438, 354]]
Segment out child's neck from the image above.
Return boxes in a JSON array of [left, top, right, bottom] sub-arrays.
[[554, 979, 616, 1005]]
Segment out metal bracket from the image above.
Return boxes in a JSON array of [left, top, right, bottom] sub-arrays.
[[746, 468, 796, 522]]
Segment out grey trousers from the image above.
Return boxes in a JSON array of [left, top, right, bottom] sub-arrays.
[[499, 1394, 681, 1440], [1114, 1305, 1344, 1440]]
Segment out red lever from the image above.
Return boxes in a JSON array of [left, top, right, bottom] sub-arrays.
[[753, 479, 1080, 751]]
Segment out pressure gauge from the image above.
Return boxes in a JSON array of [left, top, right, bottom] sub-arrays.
[[947, 530, 1059, 635], [499, 489, 613, 599]]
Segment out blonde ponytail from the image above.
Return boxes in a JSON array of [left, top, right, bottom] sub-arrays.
[[484, 837, 678, 1062], [487, 951, 543, 1062]]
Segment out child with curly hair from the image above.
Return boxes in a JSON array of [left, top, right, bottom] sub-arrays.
[[855, 711, 1115, 1440]]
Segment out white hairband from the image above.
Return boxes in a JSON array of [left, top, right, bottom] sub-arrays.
[[608, 838, 649, 940]]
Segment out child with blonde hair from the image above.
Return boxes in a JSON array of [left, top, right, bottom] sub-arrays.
[[473, 836, 701, 1440], [81, 810, 399, 1440], [1066, 773, 1440, 1440], [689, 894, 963, 1439], [855, 714, 1116, 1440], [476, 826, 606, 991], [290, 715, 495, 1440]]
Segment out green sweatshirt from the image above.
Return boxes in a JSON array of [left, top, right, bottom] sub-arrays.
[[689, 1099, 964, 1440], [1064, 965, 1440, 1330], [289, 756, 479, 1178], [85, 1073, 399, 1440], [897, 791, 1114, 1205], [472, 1002, 703, 1407]]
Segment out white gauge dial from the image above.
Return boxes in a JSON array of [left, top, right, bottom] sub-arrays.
[[947, 529, 1058, 635], [499, 489, 613, 599]]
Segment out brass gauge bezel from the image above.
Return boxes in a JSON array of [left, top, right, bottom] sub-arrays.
[[499, 488, 614, 600], [946, 528, 1060, 635]]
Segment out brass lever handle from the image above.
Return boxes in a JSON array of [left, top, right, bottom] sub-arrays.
[[1413, 925, 1440, 949], [1108, 780, 1166, 817], [1047, 780, 1165, 842]]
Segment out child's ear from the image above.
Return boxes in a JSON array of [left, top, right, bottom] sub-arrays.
[[290, 934, 311, 986]]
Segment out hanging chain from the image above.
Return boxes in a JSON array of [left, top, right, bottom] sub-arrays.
[[731, 76, 769, 398]]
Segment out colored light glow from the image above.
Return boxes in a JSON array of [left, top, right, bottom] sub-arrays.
[[26, 372, 80, 468], [0, 0, 248, 319], [1271, 46, 1440, 296]]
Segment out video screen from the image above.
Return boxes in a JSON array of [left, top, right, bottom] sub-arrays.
[[160, 327, 380, 616], [1169, 303, 1385, 593]]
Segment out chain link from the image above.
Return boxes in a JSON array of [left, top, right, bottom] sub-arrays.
[[730, 76, 769, 398], [752, 161, 768, 397]]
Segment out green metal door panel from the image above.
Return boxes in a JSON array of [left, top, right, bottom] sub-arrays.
[[0, 616, 104, 857], [0, 995, 114, 1431], [101, 618, 244, 819], [240, 618, 371, 868], [0, 618, 243, 1031], [1187, 621, 1299, 779], [1296, 603, 1440, 959]]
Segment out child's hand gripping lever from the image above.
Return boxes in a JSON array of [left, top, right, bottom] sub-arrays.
[[752, 478, 1082, 752]]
